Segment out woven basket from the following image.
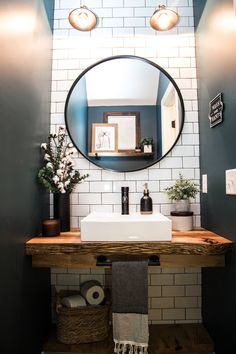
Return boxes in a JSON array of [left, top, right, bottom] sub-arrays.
[[56, 290, 110, 344]]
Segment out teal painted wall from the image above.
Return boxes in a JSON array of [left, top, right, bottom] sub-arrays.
[[194, 0, 236, 352], [0, 0, 54, 353], [87, 105, 160, 171], [66, 76, 88, 154]]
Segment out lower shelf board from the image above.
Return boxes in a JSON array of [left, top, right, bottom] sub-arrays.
[[43, 323, 214, 354]]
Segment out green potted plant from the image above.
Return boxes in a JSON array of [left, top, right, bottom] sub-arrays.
[[140, 137, 153, 153], [38, 126, 88, 231], [165, 174, 199, 212]]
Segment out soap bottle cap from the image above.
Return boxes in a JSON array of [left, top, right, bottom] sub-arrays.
[[144, 183, 149, 194]]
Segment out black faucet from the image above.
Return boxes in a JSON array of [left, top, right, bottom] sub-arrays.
[[121, 187, 129, 215]]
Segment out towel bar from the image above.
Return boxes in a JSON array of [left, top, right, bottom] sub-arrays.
[[96, 255, 160, 266]]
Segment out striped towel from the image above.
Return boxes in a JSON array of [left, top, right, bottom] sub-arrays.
[[112, 260, 149, 354]]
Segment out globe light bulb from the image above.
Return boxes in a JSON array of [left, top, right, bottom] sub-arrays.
[[76, 11, 89, 30], [157, 13, 171, 30]]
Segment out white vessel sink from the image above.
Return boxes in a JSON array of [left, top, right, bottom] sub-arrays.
[[81, 212, 172, 242]]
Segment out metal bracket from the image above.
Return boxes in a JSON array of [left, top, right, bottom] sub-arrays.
[[96, 255, 160, 266]]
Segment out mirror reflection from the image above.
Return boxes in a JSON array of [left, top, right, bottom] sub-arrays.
[[65, 56, 184, 172]]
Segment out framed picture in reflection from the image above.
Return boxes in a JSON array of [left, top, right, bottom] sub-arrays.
[[104, 111, 141, 151], [91, 123, 118, 153]]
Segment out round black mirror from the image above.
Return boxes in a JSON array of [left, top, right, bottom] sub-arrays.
[[65, 55, 184, 172]]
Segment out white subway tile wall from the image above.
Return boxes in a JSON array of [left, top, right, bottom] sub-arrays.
[[51, 0, 201, 323], [51, 266, 202, 324]]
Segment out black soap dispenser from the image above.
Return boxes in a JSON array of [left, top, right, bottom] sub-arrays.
[[140, 183, 153, 215]]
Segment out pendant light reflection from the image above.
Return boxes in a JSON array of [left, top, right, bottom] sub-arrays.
[[150, 5, 179, 31], [68, 6, 97, 31]]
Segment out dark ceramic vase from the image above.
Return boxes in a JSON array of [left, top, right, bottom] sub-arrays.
[[53, 193, 70, 232]]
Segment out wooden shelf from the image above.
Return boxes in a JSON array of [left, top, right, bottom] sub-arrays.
[[43, 324, 214, 354], [25, 229, 232, 269], [88, 151, 154, 157]]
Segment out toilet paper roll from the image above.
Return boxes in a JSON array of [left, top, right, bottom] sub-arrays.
[[80, 280, 105, 305], [61, 294, 87, 308]]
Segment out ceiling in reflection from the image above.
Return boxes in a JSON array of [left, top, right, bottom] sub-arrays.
[[86, 58, 160, 106]]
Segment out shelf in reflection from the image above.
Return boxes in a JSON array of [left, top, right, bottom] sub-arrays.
[[88, 151, 154, 157]]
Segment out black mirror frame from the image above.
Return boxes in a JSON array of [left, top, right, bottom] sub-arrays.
[[65, 55, 185, 173]]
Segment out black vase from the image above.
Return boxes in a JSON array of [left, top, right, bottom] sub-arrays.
[[53, 193, 70, 232]]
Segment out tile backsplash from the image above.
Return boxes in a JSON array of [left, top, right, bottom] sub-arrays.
[[50, 0, 201, 323]]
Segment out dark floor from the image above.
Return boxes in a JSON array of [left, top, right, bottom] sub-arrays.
[[43, 324, 214, 354]]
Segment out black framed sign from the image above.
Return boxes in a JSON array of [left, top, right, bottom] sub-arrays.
[[209, 92, 224, 128]]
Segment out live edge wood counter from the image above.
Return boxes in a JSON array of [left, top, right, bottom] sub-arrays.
[[26, 229, 232, 268]]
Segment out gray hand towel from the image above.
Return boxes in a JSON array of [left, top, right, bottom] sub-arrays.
[[112, 260, 149, 354]]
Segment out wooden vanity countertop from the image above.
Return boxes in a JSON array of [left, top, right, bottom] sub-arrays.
[[26, 228, 232, 256], [25, 229, 233, 268]]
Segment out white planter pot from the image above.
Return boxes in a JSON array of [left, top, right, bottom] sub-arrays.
[[143, 144, 152, 153], [174, 199, 190, 212], [171, 215, 193, 231]]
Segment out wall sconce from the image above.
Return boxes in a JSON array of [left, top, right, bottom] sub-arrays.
[[150, 5, 179, 31], [68, 6, 97, 31]]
